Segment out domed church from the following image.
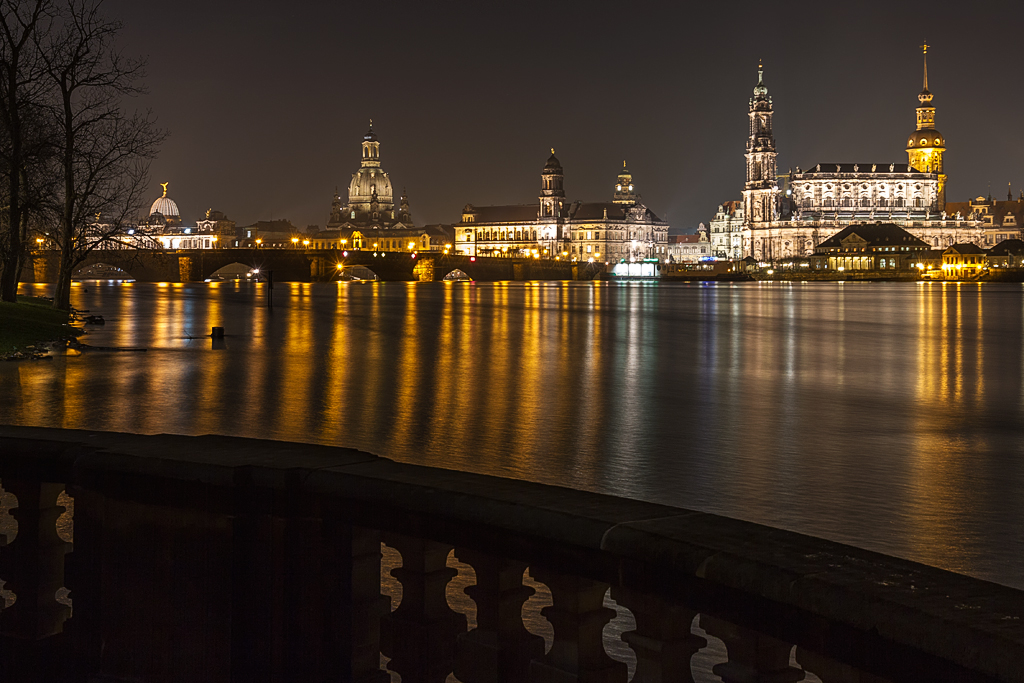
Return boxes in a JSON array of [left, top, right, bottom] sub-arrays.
[[147, 182, 182, 227], [327, 122, 413, 230]]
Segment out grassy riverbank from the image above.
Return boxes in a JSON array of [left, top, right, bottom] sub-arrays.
[[0, 296, 80, 355]]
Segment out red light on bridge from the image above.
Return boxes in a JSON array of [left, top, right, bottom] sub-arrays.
[[343, 251, 348, 256], [470, 257, 476, 262], [411, 253, 416, 259]]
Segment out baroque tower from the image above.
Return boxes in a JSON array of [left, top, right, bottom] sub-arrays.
[[743, 63, 778, 226], [906, 44, 946, 209], [539, 149, 565, 218], [613, 161, 638, 204]]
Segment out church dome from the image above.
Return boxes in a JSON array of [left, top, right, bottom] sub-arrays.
[[907, 129, 944, 148], [348, 168, 394, 205], [149, 183, 179, 217]]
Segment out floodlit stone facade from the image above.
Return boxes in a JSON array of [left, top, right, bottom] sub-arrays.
[[726, 49, 985, 261], [455, 153, 669, 262]]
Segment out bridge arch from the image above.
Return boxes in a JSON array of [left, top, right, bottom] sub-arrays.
[[442, 268, 473, 282], [335, 265, 378, 281], [73, 262, 136, 282], [206, 262, 254, 282]]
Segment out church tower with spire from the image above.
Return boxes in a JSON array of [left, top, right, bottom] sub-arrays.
[[613, 161, 638, 204], [539, 149, 565, 218], [906, 43, 946, 209], [743, 63, 779, 226]]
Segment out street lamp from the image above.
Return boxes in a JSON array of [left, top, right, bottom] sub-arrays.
[[291, 237, 299, 247], [303, 239, 310, 247], [255, 238, 262, 247]]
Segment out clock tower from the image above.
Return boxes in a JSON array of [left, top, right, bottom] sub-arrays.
[[906, 43, 946, 210]]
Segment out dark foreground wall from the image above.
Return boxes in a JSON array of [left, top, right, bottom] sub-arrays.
[[1, 426, 1022, 683]]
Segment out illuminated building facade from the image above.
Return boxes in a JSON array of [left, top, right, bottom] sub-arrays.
[[733, 49, 984, 261], [667, 228, 712, 263], [455, 152, 669, 261], [945, 190, 1024, 246], [810, 223, 929, 272], [709, 201, 746, 259], [327, 122, 414, 230]]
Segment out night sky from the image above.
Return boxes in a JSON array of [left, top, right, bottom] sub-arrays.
[[108, 0, 1024, 232]]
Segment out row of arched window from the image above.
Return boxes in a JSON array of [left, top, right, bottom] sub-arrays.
[[807, 198, 924, 208], [476, 229, 539, 241]]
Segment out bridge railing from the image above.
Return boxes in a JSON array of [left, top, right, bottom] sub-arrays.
[[1, 427, 1022, 683]]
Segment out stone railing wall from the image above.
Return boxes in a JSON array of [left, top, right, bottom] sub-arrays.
[[1, 426, 1022, 683]]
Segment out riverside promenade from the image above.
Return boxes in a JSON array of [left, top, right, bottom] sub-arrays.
[[1, 426, 1022, 682]]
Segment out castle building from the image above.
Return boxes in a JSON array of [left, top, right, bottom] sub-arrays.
[[455, 152, 669, 261], [326, 122, 414, 230], [731, 48, 984, 261]]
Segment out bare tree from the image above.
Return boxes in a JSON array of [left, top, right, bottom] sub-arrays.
[[40, 0, 163, 311], [0, 0, 54, 302]]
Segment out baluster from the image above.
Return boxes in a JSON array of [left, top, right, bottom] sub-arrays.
[[610, 586, 705, 683], [317, 511, 391, 682], [0, 480, 71, 640], [452, 549, 545, 683], [699, 615, 804, 683], [527, 567, 627, 683], [380, 533, 467, 683], [795, 646, 894, 683], [62, 484, 101, 681]]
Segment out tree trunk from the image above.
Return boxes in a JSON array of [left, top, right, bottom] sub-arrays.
[[52, 253, 73, 311]]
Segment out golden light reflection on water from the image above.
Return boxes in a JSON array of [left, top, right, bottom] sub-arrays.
[[7, 280, 1024, 589]]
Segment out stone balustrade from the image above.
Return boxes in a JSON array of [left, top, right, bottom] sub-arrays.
[[1, 426, 1022, 682]]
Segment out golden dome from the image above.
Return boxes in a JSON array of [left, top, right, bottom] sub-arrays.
[[907, 130, 944, 148]]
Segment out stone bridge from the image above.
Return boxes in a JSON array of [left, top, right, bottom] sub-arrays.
[[2, 426, 1023, 683], [22, 249, 584, 283]]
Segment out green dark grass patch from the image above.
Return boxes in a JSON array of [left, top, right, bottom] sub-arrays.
[[0, 297, 81, 354]]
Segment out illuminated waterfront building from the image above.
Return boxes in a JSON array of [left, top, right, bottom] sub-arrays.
[[455, 152, 669, 261], [945, 189, 1024, 246], [810, 223, 929, 272], [667, 228, 712, 263], [729, 48, 985, 261], [709, 201, 746, 259]]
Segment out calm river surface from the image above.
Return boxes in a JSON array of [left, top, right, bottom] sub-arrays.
[[5, 280, 1024, 589]]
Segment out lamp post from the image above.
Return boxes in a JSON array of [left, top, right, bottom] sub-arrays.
[[291, 237, 299, 248]]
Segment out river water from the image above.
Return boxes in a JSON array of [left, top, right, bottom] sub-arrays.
[[5, 280, 1024, 591]]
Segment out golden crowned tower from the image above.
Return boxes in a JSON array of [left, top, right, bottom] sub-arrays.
[[906, 44, 946, 209]]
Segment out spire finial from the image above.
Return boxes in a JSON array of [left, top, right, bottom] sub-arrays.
[[160, 182, 168, 197], [369, 118, 373, 129], [623, 160, 626, 169], [551, 147, 555, 155], [920, 42, 929, 91]]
